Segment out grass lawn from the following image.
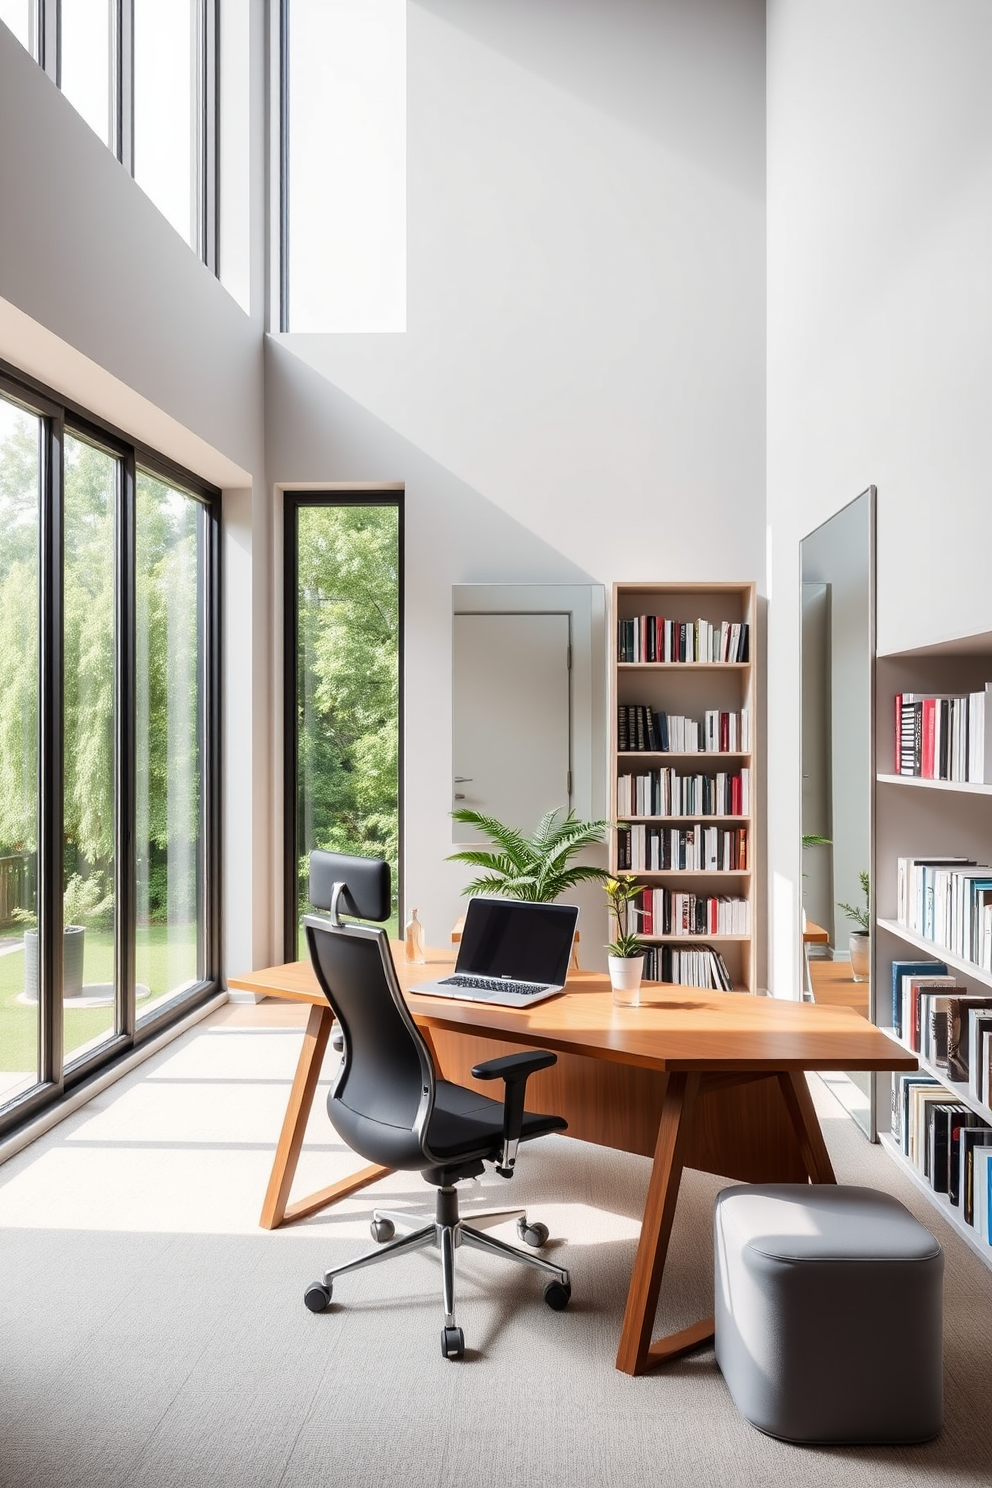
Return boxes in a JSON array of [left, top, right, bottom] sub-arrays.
[[0, 925, 198, 1074]]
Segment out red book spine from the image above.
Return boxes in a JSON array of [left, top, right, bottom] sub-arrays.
[[720, 712, 729, 752], [640, 888, 652, 936], [921, 698, 936, 779]]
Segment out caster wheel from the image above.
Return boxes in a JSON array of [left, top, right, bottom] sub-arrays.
[[441, 1325, 465, 1359], [304, 1281, 332, 1313], [371, 1217, 395, 1243], [517, 1219, 549, 1248], [543, 1279, 571, 1311]]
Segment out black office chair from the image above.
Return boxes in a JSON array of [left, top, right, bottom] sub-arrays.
[[301, 851, 571, 1359]]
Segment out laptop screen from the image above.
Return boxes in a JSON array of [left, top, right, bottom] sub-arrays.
[[456, 899, 578, 985]]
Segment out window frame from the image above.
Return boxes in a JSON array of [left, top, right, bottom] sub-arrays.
[[20, 0, 219, 271], [282, 490, 404, 959], [0, 359, 222, 1139]]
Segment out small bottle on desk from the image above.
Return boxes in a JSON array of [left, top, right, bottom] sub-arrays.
[[405, 907, 426, 964]]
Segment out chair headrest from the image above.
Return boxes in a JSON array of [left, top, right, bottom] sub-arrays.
[[309, 851, 391, 923]]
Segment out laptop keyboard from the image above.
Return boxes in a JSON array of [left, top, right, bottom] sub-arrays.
[[438, 974, 552, 998]]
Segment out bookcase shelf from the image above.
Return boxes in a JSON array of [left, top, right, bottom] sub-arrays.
[[879, 1133, 992, 1273], [617, 662, 750, 672], [878, 773, 992, 797], [611, 581, 757, 993], [879, 1030, 992, 1127], [875, 634, 992, 1260], [618, 751, 752, 761], [876, 917, 992, 993]]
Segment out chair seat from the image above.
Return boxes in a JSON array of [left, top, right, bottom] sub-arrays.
[[426, 1079, 566, 1160]]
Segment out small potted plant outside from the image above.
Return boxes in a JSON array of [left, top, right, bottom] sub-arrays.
[[838, 870, 871, 983], [605, 875, 645, 1006], [15, 872, 113, 1001]]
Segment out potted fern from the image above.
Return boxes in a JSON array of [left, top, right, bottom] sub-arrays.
[[605, 875, 645, 1005], [838, 870, 871, 983], [448, 806, 609, 901]]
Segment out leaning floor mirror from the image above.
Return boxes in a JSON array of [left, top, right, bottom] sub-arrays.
[[800, 487, 877, 1136]]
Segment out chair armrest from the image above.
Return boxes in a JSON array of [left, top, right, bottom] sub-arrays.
[[471, 1050, 557, 1081], [471, 1050, 558, 1177]]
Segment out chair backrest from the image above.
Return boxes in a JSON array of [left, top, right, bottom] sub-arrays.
[[308, 849, 391, 923], [303, 913, 436, 1171]]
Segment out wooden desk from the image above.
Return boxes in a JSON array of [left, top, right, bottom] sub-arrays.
[[228, 948, 915, 1377]]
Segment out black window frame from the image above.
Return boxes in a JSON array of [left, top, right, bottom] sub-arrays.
[[0, 358, 222, 1140], [283, 490, 404, 958], [21, 0, 219, 272]]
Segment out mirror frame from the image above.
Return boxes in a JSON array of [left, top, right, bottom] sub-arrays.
[[799, 485, 877, 1136]]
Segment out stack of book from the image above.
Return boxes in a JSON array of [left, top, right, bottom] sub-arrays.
[[894, 685, 992, 781], [641, 943, 734, 992], [616, 767, 750, 819], [892, 958, 992, 1107], [895, 1072, 992, 1240], [617, 706, 750, 753], [615, 823, 747, 872], [618, 616, 749, 665], [636, 888, 749, 937], [896, 856, 992, 971]]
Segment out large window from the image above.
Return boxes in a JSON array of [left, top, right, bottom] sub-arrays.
[[0, 1, 217, 266], [279, 0, 406, 332], [0, 367, 220, 1134], [285, 495, 402, 954]]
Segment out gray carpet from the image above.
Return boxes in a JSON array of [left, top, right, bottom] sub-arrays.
[[2, 1013, 991, 1488]]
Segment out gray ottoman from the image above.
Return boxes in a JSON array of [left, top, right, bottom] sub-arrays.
[[714, 1184, 943, 1444]]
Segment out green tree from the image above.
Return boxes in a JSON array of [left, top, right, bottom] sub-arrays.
[[0, 405, 201, 928], [297, 504, 399, 910]]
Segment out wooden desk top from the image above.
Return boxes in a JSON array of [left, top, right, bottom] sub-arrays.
[[229, 947, 916, 1077], [803, 920, 830, 944]]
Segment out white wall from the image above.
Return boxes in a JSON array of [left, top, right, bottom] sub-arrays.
[[268, 0, 767, 960], [766, 0, 992, 993], [0, 15, 273, 977]]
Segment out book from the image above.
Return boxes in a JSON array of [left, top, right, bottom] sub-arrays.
[[928, 1103, 962, 1190], [946, 996, 992, 1083], [949, 1109, 985, 1205], [891, 958, 946, 1037], [911, 1085, 952, 1169], [895, 1072, 939, 1148], [902, 975, 960, 1053], [961, 1126, 992, 1225]]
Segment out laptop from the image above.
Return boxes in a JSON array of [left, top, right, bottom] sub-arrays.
[[411, 897, 579, 1008]]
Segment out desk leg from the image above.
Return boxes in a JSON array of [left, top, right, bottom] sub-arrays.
[[777, 1070, 837, 1184], [260, 1003, 391, 1229], [615, 1071, 713, 1376]]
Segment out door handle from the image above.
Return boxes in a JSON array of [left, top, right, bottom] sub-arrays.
[[454, 794, 466, 801], [454, 777, 473, 783]]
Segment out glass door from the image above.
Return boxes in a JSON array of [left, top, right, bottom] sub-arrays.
[[285, 494, 401, 955]]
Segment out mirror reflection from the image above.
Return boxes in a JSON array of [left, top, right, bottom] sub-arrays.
[[800, 489, 875, 1135]]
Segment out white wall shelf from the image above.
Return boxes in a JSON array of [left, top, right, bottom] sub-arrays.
[[879, 1134, 992, 1272], [876, 917, 992, 993], [879, 1029, 992, 1127], [875, 634, 992, 1264], [877, 773, 992, 797]]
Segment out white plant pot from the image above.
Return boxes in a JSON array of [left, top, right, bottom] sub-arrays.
[[609, 953, 643, 1007], [849, 931, 870, 983]]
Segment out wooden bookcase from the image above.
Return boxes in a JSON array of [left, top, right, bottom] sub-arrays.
[[874, 630, 992, 1270], [610, 582, 758, 993]]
